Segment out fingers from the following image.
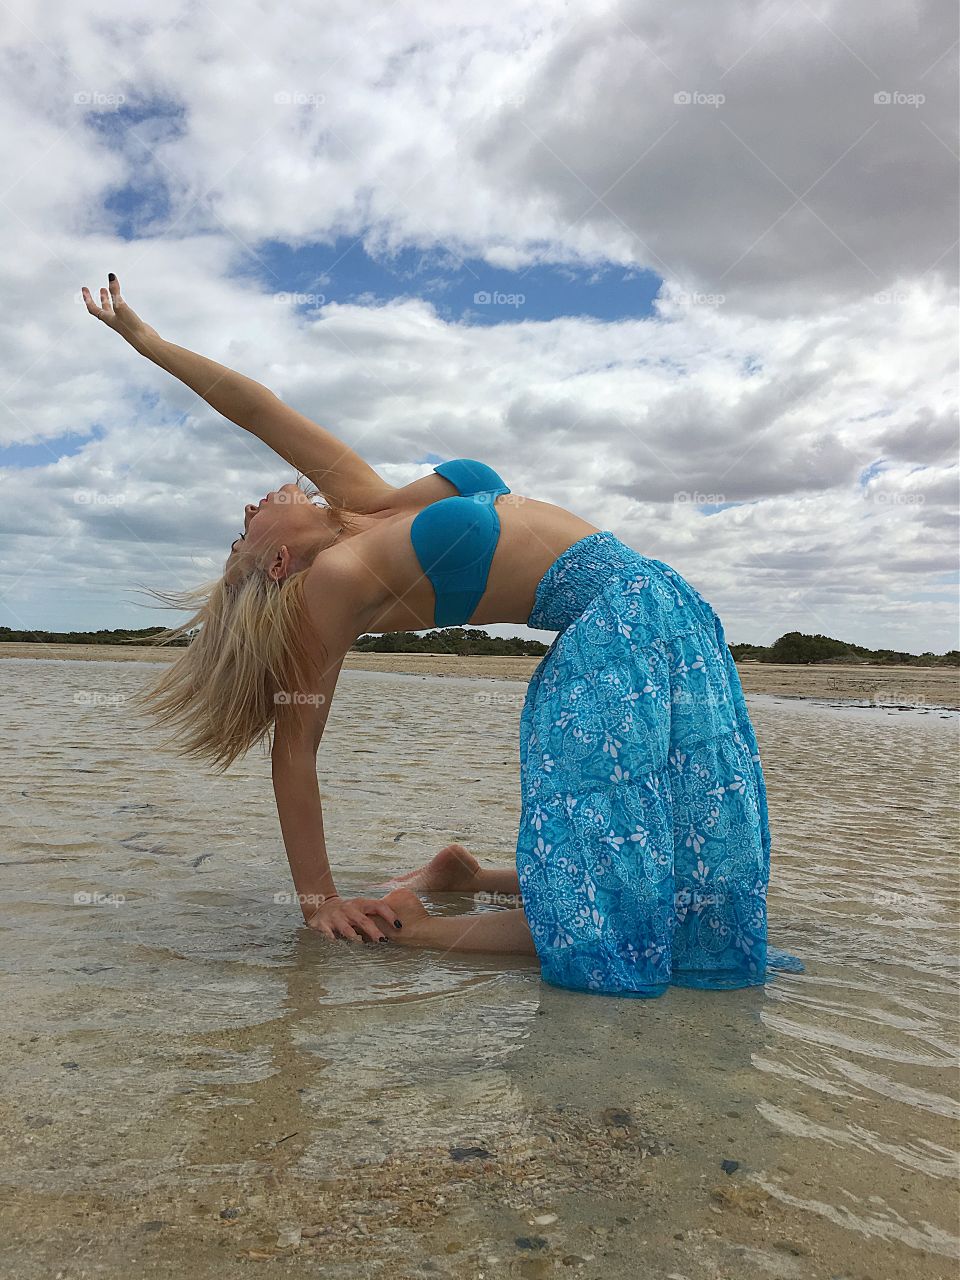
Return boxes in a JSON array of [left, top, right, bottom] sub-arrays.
[[304, 897, 394, 945], [365, 900, 404, 928], [80, 275, 120, 321], [81, 285, 103, 317], [347, 897, 403, 931], [343, 906, 388, 944], [333, 917, 363, 943], [322, 904, 387, 944]]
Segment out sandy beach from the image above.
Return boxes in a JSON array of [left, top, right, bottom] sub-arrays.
[[0, 655, 957, 1278], [1, 641, 957, 709]]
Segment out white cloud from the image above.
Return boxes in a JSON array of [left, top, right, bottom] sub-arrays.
[[0, 0, 955, 652]]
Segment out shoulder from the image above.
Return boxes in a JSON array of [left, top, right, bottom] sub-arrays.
[[300, 551, 371, 654]]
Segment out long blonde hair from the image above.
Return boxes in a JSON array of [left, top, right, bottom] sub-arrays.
[[136, 484, 358, 772]]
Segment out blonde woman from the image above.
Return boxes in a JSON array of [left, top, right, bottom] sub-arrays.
[[82, 273, 801, 997]]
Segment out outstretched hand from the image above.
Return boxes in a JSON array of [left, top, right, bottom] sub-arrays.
[[81, 273, 160, 350], [304, 893, 403, 944]]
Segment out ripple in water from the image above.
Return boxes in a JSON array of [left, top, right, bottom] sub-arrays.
[[0, 659, 956, 1274]]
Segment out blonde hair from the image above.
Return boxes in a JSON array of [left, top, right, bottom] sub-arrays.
[[136, 488, 358, 772]]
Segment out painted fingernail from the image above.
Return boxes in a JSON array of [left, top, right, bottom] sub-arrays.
[[394, 919, 403, 928], [378, 937, 388, 943], [108, 272, 116, 281]]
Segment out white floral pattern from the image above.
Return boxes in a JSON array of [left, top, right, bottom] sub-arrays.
[[516, 531, 802, 997]]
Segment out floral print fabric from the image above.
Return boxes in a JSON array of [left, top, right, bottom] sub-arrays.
[[517, 530, 799, 997]]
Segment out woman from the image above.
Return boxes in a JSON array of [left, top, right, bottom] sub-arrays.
[[82, 273, 799, 997]]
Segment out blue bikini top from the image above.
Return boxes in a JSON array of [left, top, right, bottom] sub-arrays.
[[410, 458, 511, 627]]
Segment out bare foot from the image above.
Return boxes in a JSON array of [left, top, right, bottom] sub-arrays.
[[371, 887, 432, 945], [376, 843, 482, 893], [380, 887, 430, 924]]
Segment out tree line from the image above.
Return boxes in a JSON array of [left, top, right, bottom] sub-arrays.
[[352, 627, 550, 656], [728, 631, 958, 667], [0, 624, 956, 665], [0, 625, 192, 647]]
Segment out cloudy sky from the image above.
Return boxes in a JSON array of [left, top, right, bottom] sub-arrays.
[[1, 0, 957, 651]]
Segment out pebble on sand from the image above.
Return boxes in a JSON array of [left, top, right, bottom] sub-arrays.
[[601, 1108, 633, 1128]]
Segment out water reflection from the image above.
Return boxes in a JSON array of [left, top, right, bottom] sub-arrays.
[[0, 658, 957, 1275]]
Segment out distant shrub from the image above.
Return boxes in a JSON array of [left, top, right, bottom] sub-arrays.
[[0, 625, 192, 647], [352, 628, 548, 657], [728, 631, 957, 667]]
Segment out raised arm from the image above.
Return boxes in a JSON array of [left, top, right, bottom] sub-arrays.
[[81, 273, 396, 513]]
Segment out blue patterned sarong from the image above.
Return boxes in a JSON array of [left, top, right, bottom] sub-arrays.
[[516, 530, 802, 997]]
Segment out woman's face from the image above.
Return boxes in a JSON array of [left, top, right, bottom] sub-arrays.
[[224, 482, 336, 584]]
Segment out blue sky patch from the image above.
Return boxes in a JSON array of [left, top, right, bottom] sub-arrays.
[[857, 459, 888, 488], [89, 97, 186, 240], [236, 236, 663, 325], [698, 500, 748, 515], [0, 432, 97, 468]]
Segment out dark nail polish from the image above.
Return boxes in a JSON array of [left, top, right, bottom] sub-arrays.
[[108, 272, 116, 281], [378, 937, 388, 943], [394, 919, 402, 928]]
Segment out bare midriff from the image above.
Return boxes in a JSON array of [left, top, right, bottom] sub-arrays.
[[326, 494, 604, 636]]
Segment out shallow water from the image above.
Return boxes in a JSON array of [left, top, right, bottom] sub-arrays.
[[0, 658, 957, 1279]]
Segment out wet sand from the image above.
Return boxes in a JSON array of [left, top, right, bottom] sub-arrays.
[[1, 641, 957, 709], [0, 656, 957, 1278]]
